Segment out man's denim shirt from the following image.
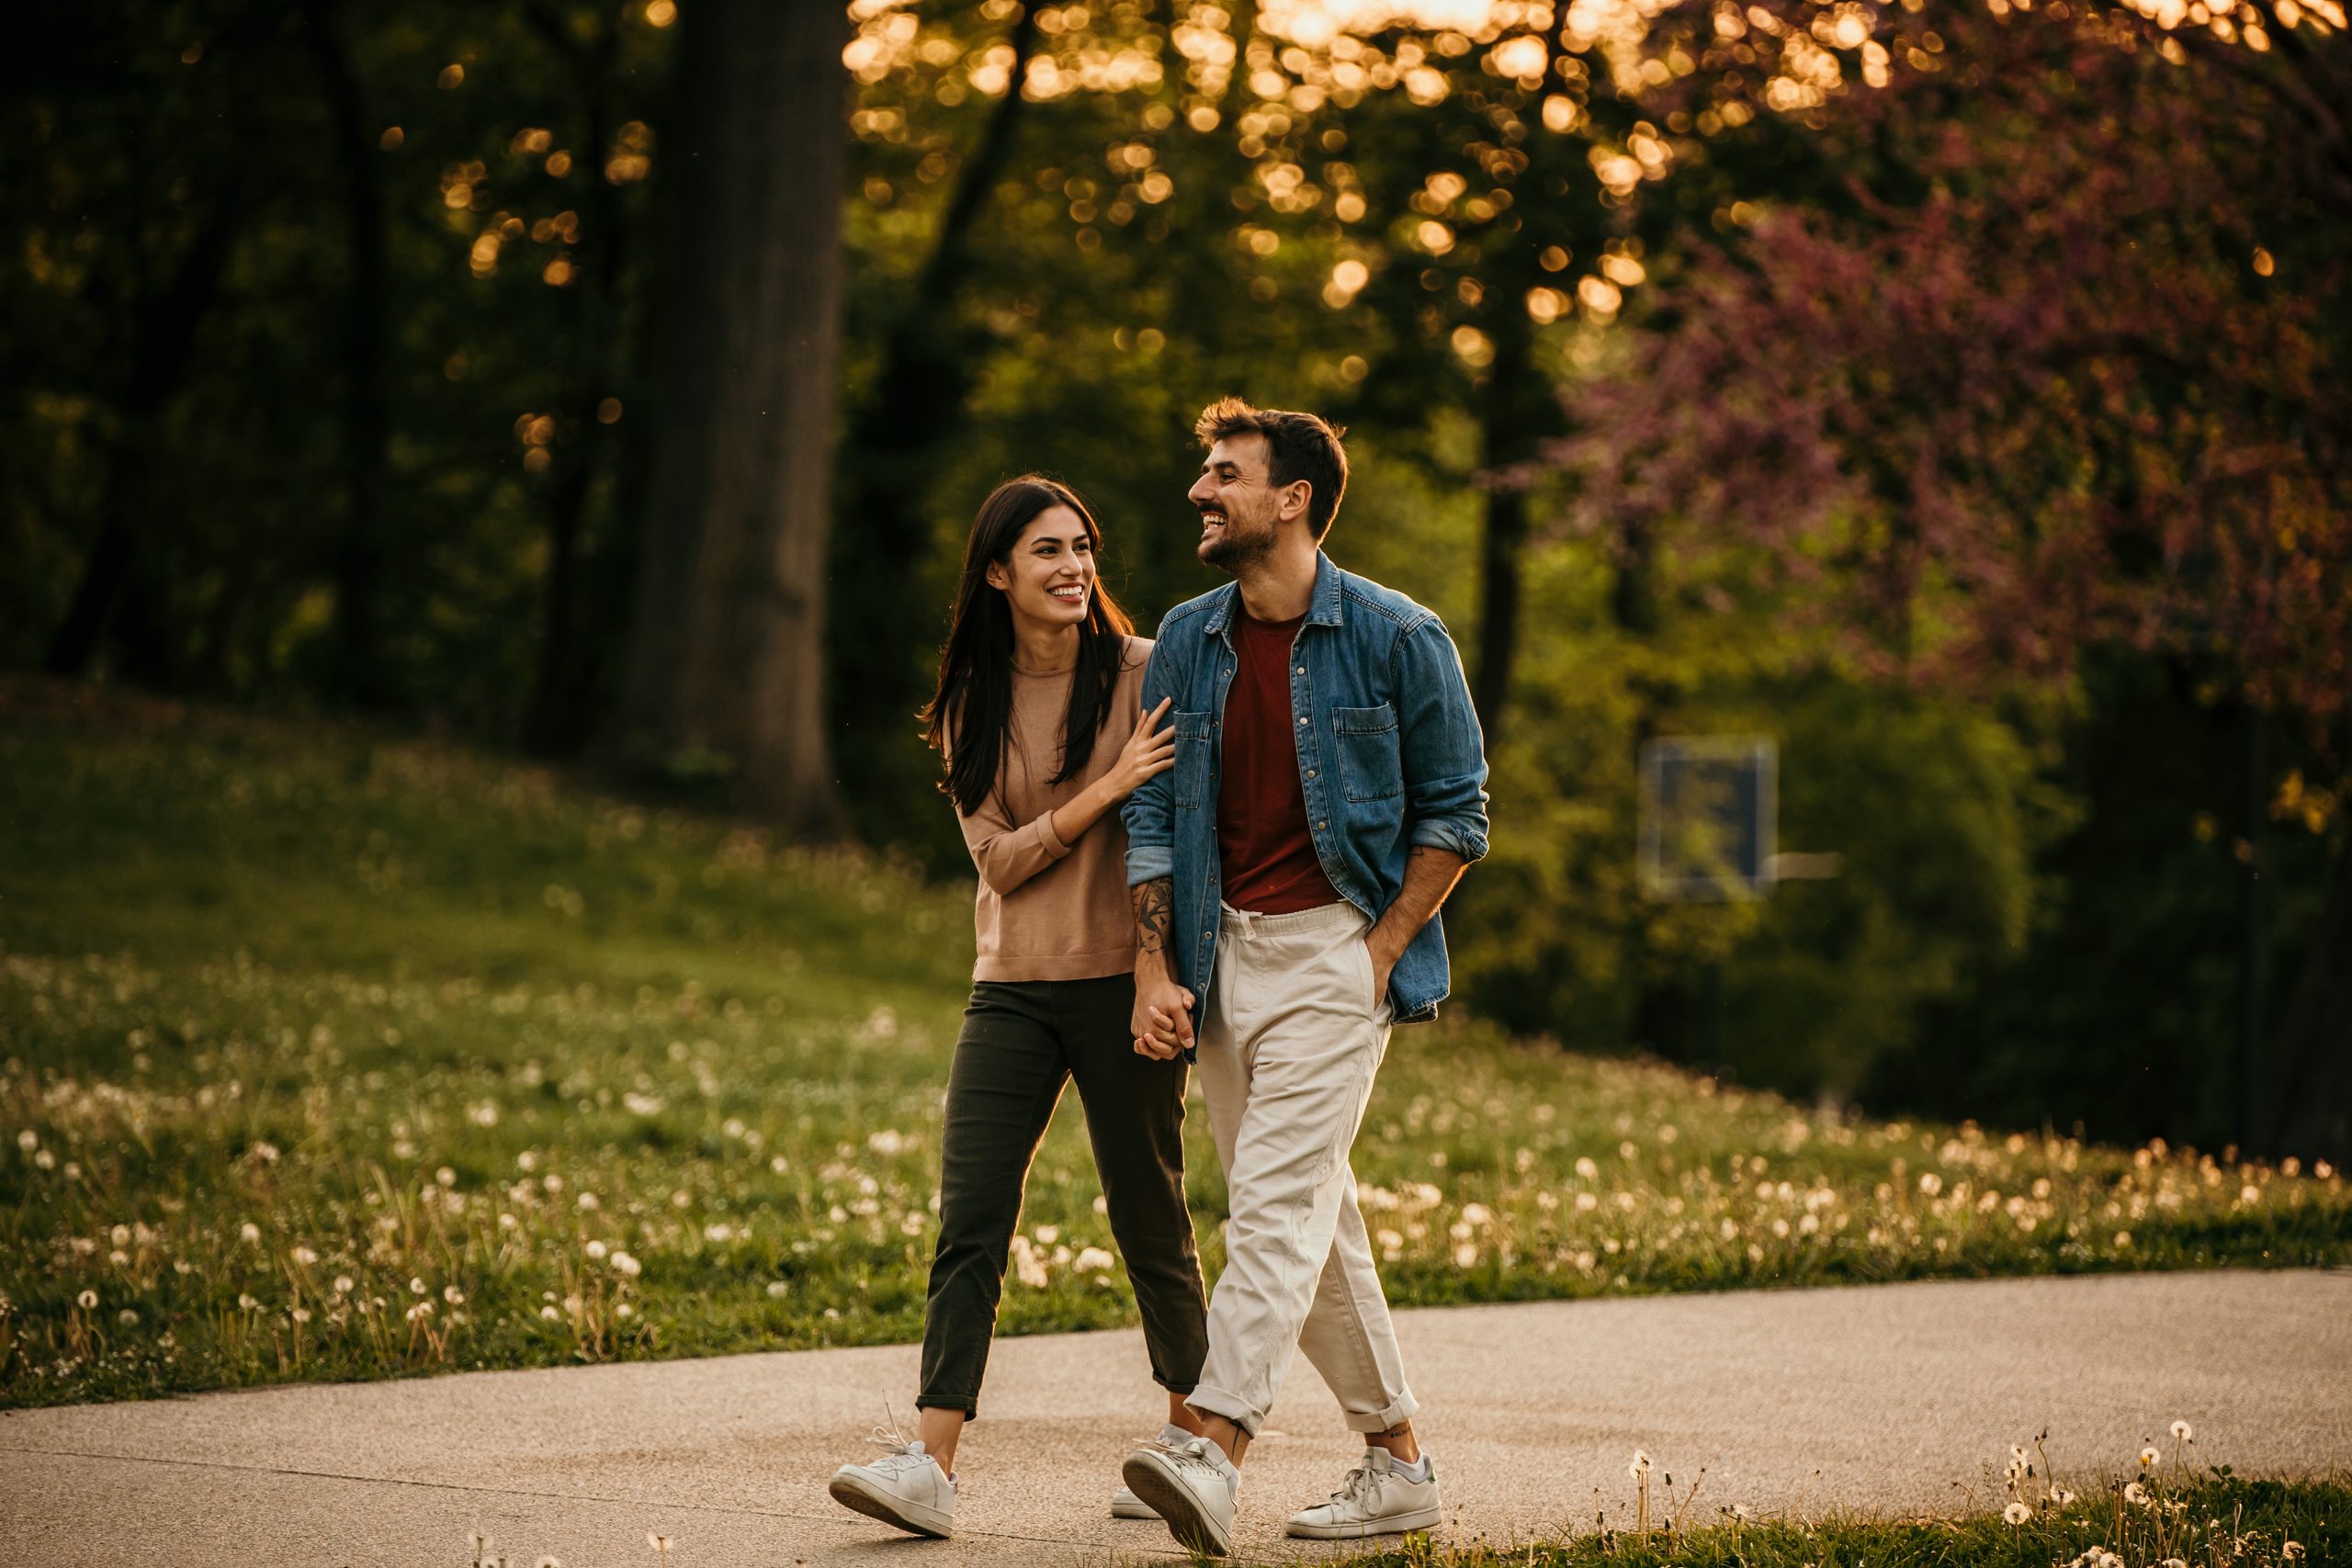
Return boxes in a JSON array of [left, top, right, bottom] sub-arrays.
[[1123, 552, 1491, 1024]]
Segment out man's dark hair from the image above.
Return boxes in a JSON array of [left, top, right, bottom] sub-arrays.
[[1194, 397, 1350, 542]]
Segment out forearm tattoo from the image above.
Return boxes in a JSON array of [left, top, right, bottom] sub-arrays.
[[1133, 877, 1173, 955]]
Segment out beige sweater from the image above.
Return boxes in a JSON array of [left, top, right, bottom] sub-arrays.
[[958, 636, 1151, 982]]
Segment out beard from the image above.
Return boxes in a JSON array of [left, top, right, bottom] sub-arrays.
[[1197, 508, 1275, 570]]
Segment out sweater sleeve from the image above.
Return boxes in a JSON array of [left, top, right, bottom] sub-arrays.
[[959, 783, 1075, 897]]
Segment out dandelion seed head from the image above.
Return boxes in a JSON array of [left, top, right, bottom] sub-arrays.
[[2170, 1419, 2193, 1440], [75, 1290, 97, 1309], [240, 1222, 262, 1244], [2004, 1502, 2032, 1524], [2140, 1445, 2161, 1467]]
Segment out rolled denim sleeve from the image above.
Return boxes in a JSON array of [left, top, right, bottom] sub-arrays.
[[1123, 637, 1180, 886], [1393, 616, 1490, 864]]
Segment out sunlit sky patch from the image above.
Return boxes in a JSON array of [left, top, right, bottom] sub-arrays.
[[1260, 0, 1507, 45]]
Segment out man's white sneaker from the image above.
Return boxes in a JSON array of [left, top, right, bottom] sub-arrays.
[[827, 1427, 955, 1539], [1120, 1433, 1238, 1556], [1284, 1448, 1442, 1540]]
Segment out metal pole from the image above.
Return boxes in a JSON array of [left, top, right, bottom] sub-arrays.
[[1705, 956, 1726, 1080]]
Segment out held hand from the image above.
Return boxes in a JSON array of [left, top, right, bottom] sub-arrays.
[[1365, 934, 1400, 1012], [1100, 698, 1176, 804], [1131, 971, 1195, 1060]]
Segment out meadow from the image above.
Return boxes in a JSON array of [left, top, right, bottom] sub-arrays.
[[3, 680, 2346, 1410]]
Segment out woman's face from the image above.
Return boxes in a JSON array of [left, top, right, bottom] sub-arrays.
[[985, 504, 1097, 631]]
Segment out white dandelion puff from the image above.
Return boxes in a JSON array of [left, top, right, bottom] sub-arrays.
[[75, 1290, 97, 1309], [611, 1251, 642, 1278], [2170, 1419, 2193, 1440], [2004, 1502, 2032, 1525]]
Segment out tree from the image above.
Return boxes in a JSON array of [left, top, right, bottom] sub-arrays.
[[1555, 0, 2351, 1156], [600, 0, 849, 838]]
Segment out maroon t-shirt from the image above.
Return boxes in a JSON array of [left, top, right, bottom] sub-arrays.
[[1217, 610, 1341, 914]]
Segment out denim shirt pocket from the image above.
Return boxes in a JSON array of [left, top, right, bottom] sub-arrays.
[[1331, 703, 1403, 803], [1172, 710, 1216, 810]]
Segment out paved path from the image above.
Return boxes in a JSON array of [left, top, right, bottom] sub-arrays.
[[3, 1269, 2347, 1567]]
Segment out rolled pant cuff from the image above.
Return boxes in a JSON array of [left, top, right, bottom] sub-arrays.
[[1182, 1382, 1262, 1437], [914, 1393, 978, 1418], [1340, 1389, 1419, 1433]]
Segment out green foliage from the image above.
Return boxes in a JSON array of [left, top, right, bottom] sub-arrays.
[[3, 694, 2344, 1408]]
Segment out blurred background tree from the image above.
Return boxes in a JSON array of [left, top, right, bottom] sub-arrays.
[[4, 0, 2344, 1159]]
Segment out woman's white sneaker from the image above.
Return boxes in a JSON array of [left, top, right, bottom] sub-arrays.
[[1120, 1433, 1238, 1556], [1112, 1423, 1190, 1518], [827, 1429, 955, 1539], [1284, 1448, 1442, 1540]]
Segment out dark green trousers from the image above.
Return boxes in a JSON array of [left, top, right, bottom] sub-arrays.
[[917, 975, 1208, 1418]]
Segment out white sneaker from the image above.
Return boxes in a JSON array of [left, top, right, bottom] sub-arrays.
[[1112, 1423, 1191, 1518], [827, 1427, 955, 1539], [1121, 1432, 1238, 1556], [1285, 1448, 1442, 1540]]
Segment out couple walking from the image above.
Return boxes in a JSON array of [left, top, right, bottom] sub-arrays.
[[828, 399, 1491, 1555]]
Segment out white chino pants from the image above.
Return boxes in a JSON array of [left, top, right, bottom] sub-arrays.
[[1185, 898, 1418, 1438]]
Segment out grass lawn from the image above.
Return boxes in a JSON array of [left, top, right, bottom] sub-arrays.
[[1349, 1460, 2342, 1568], [3, 679, 2346, 1409]]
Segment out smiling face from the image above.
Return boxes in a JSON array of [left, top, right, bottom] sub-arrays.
[[984, 504, 1097, 631], [1187, 433, 1304, 572]]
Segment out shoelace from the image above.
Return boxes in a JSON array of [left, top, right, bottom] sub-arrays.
[[1330, 1459, 1391, 1508], [861, 1424, 933, 1474], [1136, 1433, 1224, 1479]]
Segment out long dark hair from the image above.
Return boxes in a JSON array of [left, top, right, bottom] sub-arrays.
[[923, 475, 1136, 817]]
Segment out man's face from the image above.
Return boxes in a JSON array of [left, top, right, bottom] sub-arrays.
[[1187, 434, 1290, 572]]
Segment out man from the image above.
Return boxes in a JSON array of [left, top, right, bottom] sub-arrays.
[[1118, 398, 1490, 1554]]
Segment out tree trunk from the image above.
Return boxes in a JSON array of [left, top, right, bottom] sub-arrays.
[[1470, 218, 1567, 748], [600, 0, 847, 840], [2264, 830, 2352, 1165], [302, 0, 393, 709], [522, 9, 629, 756], [42, 196, 240, 678]]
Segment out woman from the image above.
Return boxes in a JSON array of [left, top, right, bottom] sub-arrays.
[[828, 476, 1208, 1540]]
